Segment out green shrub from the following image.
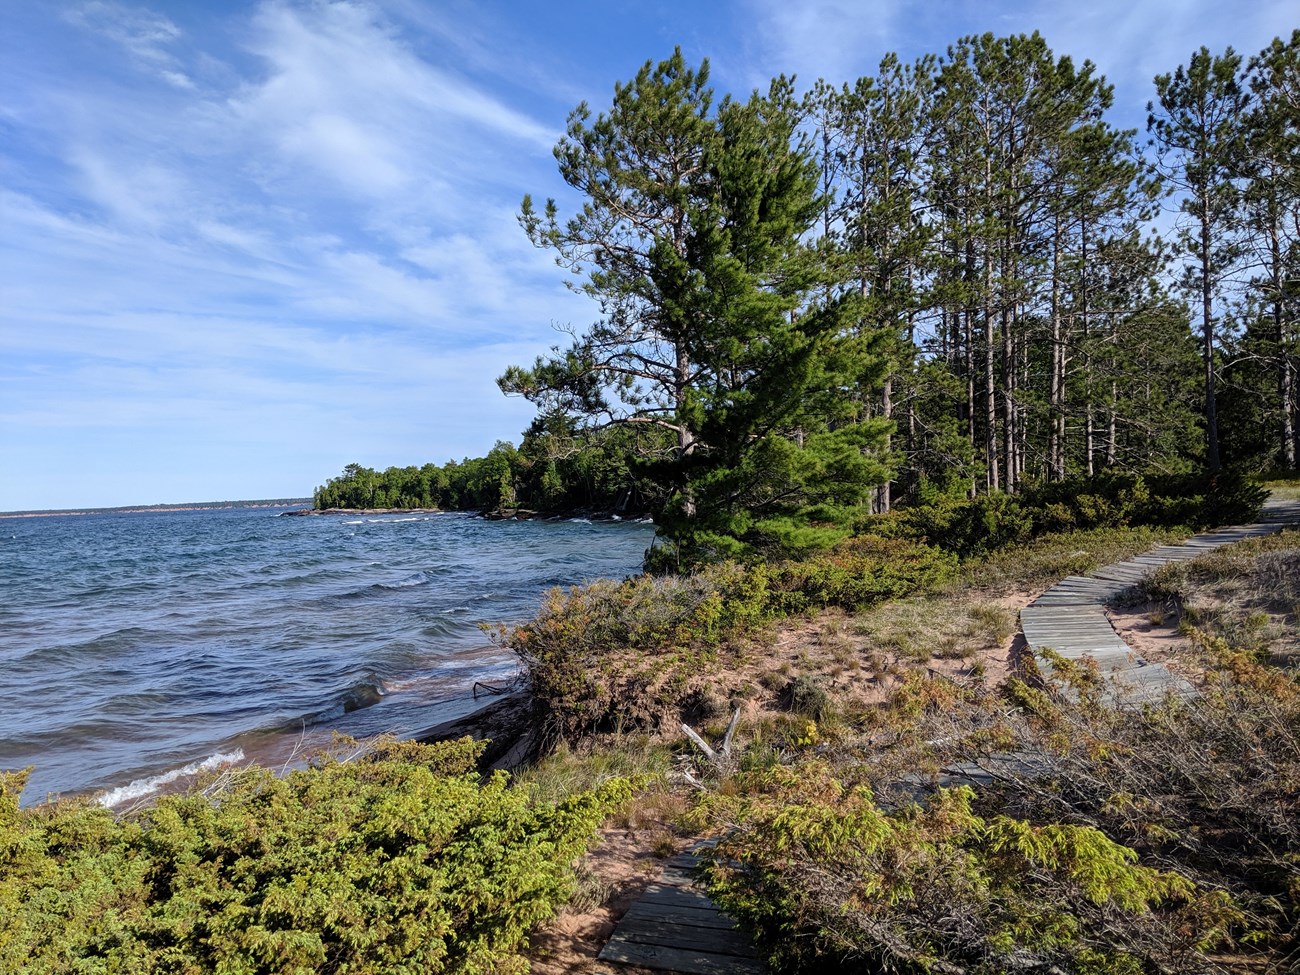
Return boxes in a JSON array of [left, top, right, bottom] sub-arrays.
[[1020, 471, 1267, 535], [766, 536, 958, 612], [0, 738, 630, 975], [505, 563, 772, 739], [781, 675, 835, 723], [697, 763, 1233, 975], [892, 492, 1034, 559], [872, 472, 1266, 566], [510, 540, 954, 739]]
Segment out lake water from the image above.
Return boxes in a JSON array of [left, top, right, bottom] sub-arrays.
[[0, 507, 653, 805]]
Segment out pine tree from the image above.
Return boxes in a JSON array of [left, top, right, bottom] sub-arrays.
[[503, 51, 890, 564], [814, 53, 936, 509], [1148, 47, 1250, 473], [1240, 32, 1300, 468]]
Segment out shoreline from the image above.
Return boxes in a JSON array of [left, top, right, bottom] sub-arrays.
[[284, 505, 650, 523], [281, 506, 441, 517], [1, 500, 310, 519]]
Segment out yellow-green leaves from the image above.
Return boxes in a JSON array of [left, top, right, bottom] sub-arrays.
[[697, 762, 1232, 974], [0, 738, 629, 974]]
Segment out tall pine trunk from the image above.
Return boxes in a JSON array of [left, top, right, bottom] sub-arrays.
[[1199, 196, 1221, 473]]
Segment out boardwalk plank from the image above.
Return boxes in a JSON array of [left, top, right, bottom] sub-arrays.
[[598, 939, 767, 975], [637, 885, 718, 910], [606, 918, 760, 957], [621, 902, 740, 931]]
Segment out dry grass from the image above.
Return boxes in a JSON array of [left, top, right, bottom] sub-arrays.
[[959, 525, 1185, 594], [1144, 529, 1300, 668], [1262, 477, 1300, 498], [512, 737, 675, 805], [852, 595, 1014, 662]]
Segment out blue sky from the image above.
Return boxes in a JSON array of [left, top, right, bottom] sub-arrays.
[[2, 1, 1294, 511]]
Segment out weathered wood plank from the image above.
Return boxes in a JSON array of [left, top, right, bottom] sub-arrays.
[[598, 939, 768, 974], [608, 918, 760, 957], [637, 885, 718, 910], [621, 902, 741, 931], [1029, 633, 1128, 643]]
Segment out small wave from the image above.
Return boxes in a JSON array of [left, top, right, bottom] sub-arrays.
[[414, 616, 459, 637], [344, 519, 365, 525], [567, 517, 592, 524], [379, 571, 429, 590], [96, 749, 245, 807], [334, 575, 427, 600], [13, 627, 160, 671]]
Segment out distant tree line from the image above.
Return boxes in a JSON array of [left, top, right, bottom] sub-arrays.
[[319, 31, 1298, 562], [311, 422, 664, 515]]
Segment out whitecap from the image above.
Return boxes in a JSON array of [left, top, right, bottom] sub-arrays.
[[96, 749, 245, 807], [567, 517, 592, 524], [381, 572, 428, 589]]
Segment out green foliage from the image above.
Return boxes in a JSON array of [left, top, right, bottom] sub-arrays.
[[311, 424, 655, 516], [508, 536, 952, 738], [1021, 471, 1267, 533], [0, 739, 630, 975], [765, 536, 957, 612], [506, 48, 891, 563], [505, 563, 772, 739], [867, 473, 1266, 563], [891, 491, 1035, 559], [696, 764, 1226, 974]]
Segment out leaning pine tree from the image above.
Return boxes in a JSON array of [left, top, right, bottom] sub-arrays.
[[501, 50, 892, 567]]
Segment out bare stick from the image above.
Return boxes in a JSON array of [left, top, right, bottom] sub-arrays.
[[680, 722, 718, 763], [721, 707, 742, 758]]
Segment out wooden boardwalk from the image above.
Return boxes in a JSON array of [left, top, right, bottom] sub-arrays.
[[1021, 497, 1300, 701], [597, 843, 766, 974], [598, 497, 1299, 972]]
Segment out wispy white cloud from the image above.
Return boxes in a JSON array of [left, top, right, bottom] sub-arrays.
[[733, 0, 897, 89], [63, 1, 196, 90], [227, 0, 553, 209]]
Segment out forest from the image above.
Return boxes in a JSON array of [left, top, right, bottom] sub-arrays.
[[317, 31, 1298, 569]]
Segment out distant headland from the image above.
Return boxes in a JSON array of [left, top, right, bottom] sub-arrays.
[[0, 499, 311, 519]]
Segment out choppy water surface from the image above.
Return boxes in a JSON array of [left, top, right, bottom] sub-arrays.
[[0, 507, 653, 805]]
